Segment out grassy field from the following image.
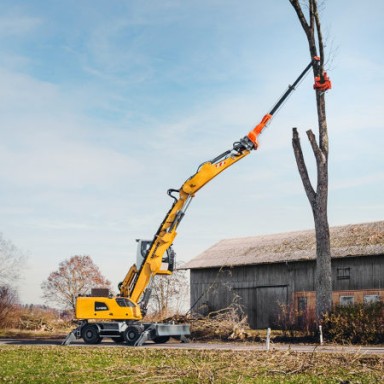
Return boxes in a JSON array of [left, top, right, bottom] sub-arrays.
[[0, 345, 383, 383]]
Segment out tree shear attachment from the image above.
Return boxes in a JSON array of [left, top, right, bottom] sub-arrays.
[[312, 56, 332, 91], [314, 71, 332, 91]]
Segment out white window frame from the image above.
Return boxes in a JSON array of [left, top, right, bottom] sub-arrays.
[[364, 295, 380, 304], [339, 295, 354, 306]]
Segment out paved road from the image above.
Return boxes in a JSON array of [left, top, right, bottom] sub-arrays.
[[1, 338, 383, 355]]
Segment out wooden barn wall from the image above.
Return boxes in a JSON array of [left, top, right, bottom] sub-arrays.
[[190, 255, 383, 329], [332, 255, 384, 291]]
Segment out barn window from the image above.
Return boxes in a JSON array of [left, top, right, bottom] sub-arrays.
[[364, 295, 380, 304], [339, 296, 354, 306], [337, 267, 350, 280], [297, 297, 307, 312]]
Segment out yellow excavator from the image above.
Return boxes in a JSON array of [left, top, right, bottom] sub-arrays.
[[64, 58, 322, 346]]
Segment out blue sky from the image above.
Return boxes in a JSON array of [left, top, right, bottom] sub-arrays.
[[1, 1, 383, 305]]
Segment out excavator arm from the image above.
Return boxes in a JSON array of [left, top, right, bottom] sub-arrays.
[[120, 58, 320, 309], [119, 146, 250, 304]]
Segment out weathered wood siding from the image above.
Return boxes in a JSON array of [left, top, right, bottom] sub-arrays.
[[190, 255, 383, 329], [332, 255, 384, 290]]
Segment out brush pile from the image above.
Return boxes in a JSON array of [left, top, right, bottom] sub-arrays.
[[164, 302, 257, 342]]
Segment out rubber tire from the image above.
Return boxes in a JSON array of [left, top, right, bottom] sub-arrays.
[[124, 326, 141, 346], [82, 324, 102, 344], [153, 336, 170, 344]]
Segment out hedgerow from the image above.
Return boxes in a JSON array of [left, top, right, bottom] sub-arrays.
[[322, 302, 384, 344]]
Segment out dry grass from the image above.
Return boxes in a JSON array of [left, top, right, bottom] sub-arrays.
[[0, 328, 70, 339], [0, 345, 383, 383]]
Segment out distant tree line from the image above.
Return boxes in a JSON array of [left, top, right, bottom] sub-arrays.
[[0, 229, 188, 332]]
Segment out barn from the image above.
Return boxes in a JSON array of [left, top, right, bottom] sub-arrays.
[[183, 221, 384, 329]]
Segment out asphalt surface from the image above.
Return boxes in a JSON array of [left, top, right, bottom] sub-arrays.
[[1, 338, 384, 354]]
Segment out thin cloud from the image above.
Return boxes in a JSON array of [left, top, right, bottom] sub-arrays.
[[0, 13, 41, 37]]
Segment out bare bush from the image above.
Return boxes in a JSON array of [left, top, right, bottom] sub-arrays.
[[276, 302, 316, 337], [146, 267, 189, 318], [16, 305, 72, 332], [0, 285, 19, 328]]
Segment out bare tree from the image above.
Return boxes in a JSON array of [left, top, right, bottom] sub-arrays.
[[0, 285, 19, 328], [41, 255, 112, 312], [147, 268, 189, 318], [289, 0, 332, 319], [0, 233, 26, 286]]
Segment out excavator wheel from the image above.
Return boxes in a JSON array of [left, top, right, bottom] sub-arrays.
[[123, 326, 141, 345], [82, 324, 103, 344]]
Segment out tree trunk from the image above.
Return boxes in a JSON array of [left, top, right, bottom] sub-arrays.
[[289, 0, 332, 320]]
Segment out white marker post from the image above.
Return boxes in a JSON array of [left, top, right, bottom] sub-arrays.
[[319, 325, 324, 345], [266, 328, 271, 351]]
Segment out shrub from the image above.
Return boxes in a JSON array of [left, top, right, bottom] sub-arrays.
[[276, 302, 317, 337], [322, 302, 384, 344], [0, 285, 20, 328], [17, 305, 73, 332]]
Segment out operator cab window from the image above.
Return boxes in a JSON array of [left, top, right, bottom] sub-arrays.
[[141, 241, 151, 258], [116, 298, 135, 307]]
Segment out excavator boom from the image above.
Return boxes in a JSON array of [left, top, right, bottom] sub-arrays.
[[67, 58, 326, 346], [121, 58, 318, 308]]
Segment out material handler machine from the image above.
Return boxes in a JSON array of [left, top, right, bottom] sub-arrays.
[[64, 57, 329, 346]]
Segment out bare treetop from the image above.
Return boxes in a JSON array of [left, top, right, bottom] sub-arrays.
[[0, 233, 26, 286], [41, 255, 111, 311]]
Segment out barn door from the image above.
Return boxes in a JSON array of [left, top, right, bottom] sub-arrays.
[[233, 287, 257, 329], [233, 285, 288, 329], [256, 286, 288, 329]]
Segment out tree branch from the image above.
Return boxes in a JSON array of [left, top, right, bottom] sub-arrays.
[[289, 1, 309, 33], [289, 0, 318, 60], [292, 128, 316, 204], [306, 129, 325, 166], [309, 0, 315, 36], [312, 0, 326, 78]]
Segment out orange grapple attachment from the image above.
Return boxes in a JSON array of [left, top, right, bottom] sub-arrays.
[[314, 72, 332, 91], [312, 56, 332, 91], [247, 113, 272, 149]]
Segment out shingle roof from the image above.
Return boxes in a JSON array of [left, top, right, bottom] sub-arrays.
[[182, 221, 384, 270]]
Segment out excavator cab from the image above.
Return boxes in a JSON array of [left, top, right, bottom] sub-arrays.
[[136, 239, 175, 274]]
